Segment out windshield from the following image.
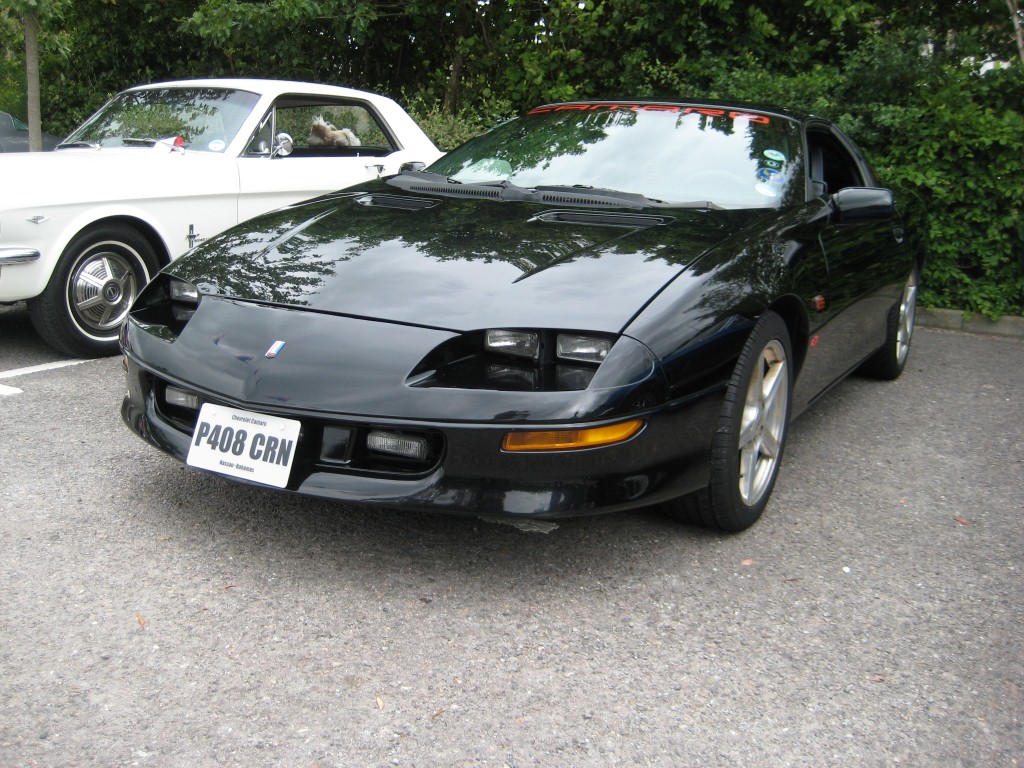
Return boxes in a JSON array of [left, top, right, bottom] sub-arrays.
[[429, 103, 804, 209], [64, 87, 260, 153]]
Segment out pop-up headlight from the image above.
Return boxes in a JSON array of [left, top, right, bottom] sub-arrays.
[[128, 274, 204, 341], [409, 329, 626, 392]]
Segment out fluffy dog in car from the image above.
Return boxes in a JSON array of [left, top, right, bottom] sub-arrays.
[[308, 116, 361, 147]]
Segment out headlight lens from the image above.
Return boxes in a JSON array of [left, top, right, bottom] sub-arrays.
[[485, 329, 539, 359], [168, 277, 201, 324], [557, 334, 611, 363], [169, 278, 199, 303]]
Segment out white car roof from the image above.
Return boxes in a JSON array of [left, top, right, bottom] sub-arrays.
[[126, 78, 393, 104]]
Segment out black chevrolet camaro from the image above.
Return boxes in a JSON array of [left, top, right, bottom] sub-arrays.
[[120, 101, 919, 531]]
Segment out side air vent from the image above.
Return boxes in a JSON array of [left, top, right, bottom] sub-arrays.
[[529, 210, 674, 228], [354, 194, 440, 211]]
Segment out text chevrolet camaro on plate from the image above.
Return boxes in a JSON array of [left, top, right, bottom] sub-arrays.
[[120, 101, 920, 530]]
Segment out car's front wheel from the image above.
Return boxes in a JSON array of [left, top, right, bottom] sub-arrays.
[[29, 225, 159, 358], [668, 311, 793, 531]]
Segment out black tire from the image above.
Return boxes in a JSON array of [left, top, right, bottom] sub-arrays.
[[28, 225, 159, 358], [668, 311, 793, 532], [859, 268, 918, 380]]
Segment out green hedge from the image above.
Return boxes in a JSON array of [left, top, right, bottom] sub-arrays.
[[870, 67, 1024, 319]]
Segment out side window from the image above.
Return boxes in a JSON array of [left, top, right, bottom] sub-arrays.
[[807, 130, 865, 196], [245, 97, 396, 158]]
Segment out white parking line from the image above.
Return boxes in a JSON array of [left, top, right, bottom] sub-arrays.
[[0, 359, 92, 396]]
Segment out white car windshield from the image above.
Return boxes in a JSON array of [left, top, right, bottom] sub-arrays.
[[429, 103, 804, 209], [63, 87, 260, 153]]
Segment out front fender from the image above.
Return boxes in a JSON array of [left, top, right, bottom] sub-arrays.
[[0, 152, 239, 301], [624, 203, 826, 402], [0, 203, 176, 301]]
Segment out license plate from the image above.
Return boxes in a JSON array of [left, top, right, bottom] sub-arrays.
[[187, 403, 301, 489]]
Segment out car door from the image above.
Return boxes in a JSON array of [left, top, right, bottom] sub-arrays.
[[795, 123, 910, 402], [235, 96, 406, 223]]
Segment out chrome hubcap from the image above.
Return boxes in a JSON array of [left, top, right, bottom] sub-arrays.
[[68, 245, 141, 335], [896, 271, 917, 366], [738, 339, 788, 506]]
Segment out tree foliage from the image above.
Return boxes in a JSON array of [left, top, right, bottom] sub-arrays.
[[2, 0, 1022, 316]]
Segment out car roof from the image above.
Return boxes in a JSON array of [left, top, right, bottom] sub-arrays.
[[124, 78, 393, 104]]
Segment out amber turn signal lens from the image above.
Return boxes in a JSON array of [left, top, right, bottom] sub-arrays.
[[502, 419, 644, 452]]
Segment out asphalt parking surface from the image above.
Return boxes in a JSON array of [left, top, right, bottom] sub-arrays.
[[1, 305, 1021, 767]]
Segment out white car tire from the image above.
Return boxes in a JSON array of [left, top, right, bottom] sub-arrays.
[[29, 225, 159, 358]]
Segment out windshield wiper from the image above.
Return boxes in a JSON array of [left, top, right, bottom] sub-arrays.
[[120, 137, 159, 146], [387, 173, 724, 210], [387, 173, 647, 208]]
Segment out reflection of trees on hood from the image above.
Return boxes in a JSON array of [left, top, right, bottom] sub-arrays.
[[172, 202, 346, 304], [169, 184, 760, 306]]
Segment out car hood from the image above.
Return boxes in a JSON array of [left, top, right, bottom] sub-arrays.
[[169, 184, 766, 333], [0, 146, 231, 209]]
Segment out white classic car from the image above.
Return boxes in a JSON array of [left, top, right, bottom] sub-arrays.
[[0, 79, 442, 357]]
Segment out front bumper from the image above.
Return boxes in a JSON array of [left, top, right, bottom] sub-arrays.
[[0, 246, 41, 265], [121, 356, 723, 519]]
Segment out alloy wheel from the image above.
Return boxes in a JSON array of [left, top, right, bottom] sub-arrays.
[[737, 339, 789, 506]]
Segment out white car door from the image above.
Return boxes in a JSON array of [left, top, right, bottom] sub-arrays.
[[235, 97, 411, 223], [235, 154, 385, 223]]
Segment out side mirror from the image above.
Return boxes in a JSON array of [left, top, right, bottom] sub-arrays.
[[399, 161, 427, 173], [271, 132, 294, 158], [832, 187, 895, 222]]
